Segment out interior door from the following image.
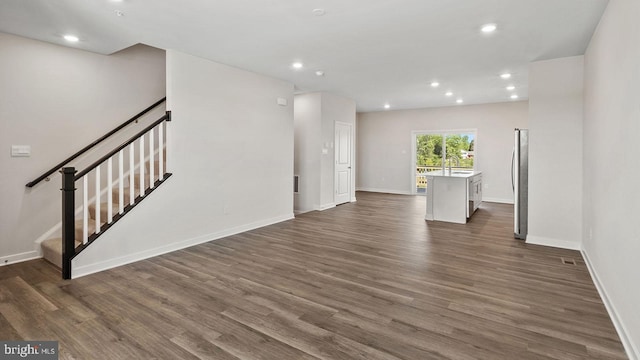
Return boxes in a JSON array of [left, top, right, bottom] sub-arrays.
[[335, 122, 352, 205]]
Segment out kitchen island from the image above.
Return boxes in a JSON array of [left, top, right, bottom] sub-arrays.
[[425, 171, 482, 224]]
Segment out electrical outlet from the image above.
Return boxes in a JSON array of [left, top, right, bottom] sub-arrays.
[[483, 183, 489, 189], [589, 228, 593, 240], [223, 206, 230, 215]]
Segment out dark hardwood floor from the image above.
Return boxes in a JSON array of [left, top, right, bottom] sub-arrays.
[[0, 192, 627, 359]]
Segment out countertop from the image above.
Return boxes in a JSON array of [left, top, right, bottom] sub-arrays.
[[424, 170, 482, 178]]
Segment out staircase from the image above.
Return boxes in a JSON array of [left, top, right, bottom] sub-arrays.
[[26, 99, 172, 279], [41, 157, 165, 268]]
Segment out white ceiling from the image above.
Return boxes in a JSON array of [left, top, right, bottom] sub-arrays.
[[0, 0, 608, 112]]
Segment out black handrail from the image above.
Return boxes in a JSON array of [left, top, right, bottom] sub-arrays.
[[75, 113, 170, 180], [26, 97, 166, 187]]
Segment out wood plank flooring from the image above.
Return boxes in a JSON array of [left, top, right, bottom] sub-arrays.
[[0, 192, 627, 359]]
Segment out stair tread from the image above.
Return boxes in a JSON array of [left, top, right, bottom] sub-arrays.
[[42, 237, 82, 248], [112, 185, 143, 197], [41, 237, 82, 268], [88, 202, 121, 209], [125, 173, 161, 190], [88, 201, 121, 221], [75, 218, 97, 230], [145, 160, 162, 173]]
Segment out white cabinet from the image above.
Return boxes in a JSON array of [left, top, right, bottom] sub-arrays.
[[467, 174, 482, 218], [430, 176, 467, 223], [425, 171, 482, 224]]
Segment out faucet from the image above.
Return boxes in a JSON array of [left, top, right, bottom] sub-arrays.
[[448, 155, 460, 174]]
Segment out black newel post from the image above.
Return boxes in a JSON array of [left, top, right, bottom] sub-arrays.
[[61, 167, 76, 279]]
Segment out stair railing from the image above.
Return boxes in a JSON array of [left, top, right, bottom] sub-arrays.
[[60, 111, 172, 279], [26, 97, 166, 188]]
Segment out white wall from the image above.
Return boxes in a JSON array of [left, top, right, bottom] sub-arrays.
[[583, 0, 640, 357], [357, 101, 528, 202], [527, 56, 584, 250], [72, 50, 295, 276], [0, 32, 166, 264], [293, 92, 356, 213], [293, 93, 322, 212]]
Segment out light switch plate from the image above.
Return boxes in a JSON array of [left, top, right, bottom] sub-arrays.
[[11, 145, 31, 157]]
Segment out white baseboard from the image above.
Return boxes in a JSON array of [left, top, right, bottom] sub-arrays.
[[526, 235, 582, 251], [316, 203, 336, 211], [350, 197, 357, 203], [482, 197, 514, 204], [0, 251, 41, 266], [71, 213, 295, 278], [356, 187, 412, 195], [582, 249, 639, 360]]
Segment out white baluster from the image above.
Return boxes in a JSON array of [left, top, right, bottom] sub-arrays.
[[139, 135, 145, 197], [118, 150, 124, 214], [107, 157, 113, 223], [159, 121, 164, 180], [149, 127, 155, 189], [95, 166, 101, 234], [129, 143, 135, 205], [83, 175, 88, 244]]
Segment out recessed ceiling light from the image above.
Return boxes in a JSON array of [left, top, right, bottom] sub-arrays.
[[506, 85, 516, 91], [431, 82, 440, 88], [63, 35, 79, 42], [500, 73, 512, 79], [384, 104, 390, 109], [511, 94, 519, 100], [456, 99, 464, 104], [445, 92, 453, 97], [111, 0, 124, 2], [292, 62, 303, 69], [312, 8, 326, 16], [315, 70, 325, 77], [481, 24, 497, 33]]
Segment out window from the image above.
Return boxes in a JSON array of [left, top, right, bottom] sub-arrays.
[[413, 130, 476, 194]]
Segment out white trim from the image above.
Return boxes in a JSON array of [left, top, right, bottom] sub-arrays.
[[350, 197, 357, 202], [482, 197, 514, 204], [71, 213, 294, 278], [411, 129, 478, 195], [411, 128, 479, 135], [297, 199, 355, 215], [582, 249, 639, 360], [0, 251, 41, 266], [334, 121, 353, 206], [316, 203, 336, 211], [525, 235, 581, 251], [356, 187, 412, 195], [410, 131, 418, 194]]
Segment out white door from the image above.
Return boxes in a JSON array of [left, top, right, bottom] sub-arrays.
[[335, 122, 352, 205]]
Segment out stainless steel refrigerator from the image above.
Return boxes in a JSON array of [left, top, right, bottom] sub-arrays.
[[512, 129, 528, 240]]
